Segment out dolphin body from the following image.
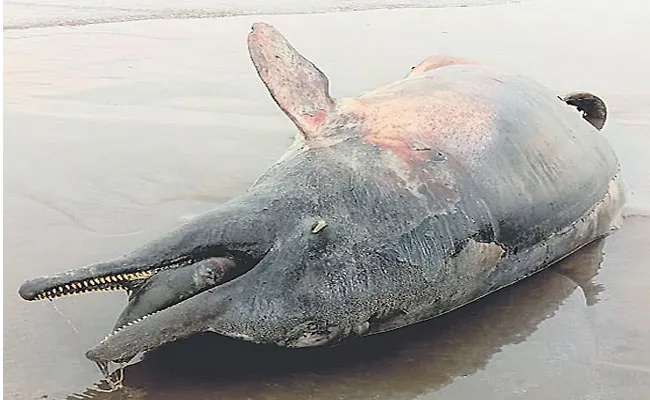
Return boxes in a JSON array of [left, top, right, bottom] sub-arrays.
[[19, 22, 625, 366]]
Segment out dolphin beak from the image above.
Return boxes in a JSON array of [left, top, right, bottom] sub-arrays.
[[18, 257, 164, 301]]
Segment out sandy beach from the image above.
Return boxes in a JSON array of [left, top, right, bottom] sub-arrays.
[[4, 0, 650, 398]]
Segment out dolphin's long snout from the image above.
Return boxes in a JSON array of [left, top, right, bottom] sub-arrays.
[[18, 257, 158, 301], [18, 198, 280, 303]]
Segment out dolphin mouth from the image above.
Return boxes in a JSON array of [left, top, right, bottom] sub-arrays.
[[19, 249, 256, 365], [17, 248, 254, 312]]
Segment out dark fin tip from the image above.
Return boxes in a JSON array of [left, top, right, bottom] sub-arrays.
[[562, 91, 608, 131]]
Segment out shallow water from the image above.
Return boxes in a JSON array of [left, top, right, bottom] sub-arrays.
[[4, 0, 650, 399], [3, 0, 522, 29]]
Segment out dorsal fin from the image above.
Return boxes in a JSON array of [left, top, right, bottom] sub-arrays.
[[248, 23, 334, 140]]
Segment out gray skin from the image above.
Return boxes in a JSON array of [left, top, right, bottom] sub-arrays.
[[18, 22, 625, 368]]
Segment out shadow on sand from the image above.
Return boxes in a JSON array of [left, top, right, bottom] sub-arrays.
[[67, 239, 606, 400]]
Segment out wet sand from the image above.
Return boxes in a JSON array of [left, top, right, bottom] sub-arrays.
[[4, 0, 650, 399]]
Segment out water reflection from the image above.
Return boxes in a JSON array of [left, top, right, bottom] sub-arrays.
[[68, 239, 605, 400]]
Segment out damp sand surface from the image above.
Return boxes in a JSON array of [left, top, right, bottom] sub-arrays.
[[4, 0, 650, 399]]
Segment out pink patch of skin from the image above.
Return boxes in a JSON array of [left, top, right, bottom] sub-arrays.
[[336, 79, 498, 208], [341, 89, 496, 166], [407, 55, 479, 78], [303, 108, 329, 130]]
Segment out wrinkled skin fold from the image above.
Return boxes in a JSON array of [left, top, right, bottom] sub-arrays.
[[19, 22, 625, 368]]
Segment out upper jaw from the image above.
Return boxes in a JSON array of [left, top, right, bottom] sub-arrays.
[[17, 261, 161, 301]]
